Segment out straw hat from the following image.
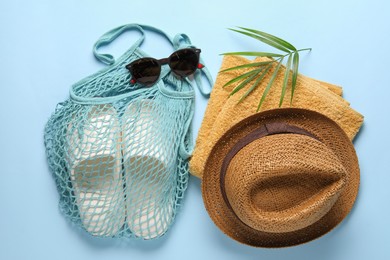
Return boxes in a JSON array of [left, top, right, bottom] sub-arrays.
[[202, 108, 359, 247]]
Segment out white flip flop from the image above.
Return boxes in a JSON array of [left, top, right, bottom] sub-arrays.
[[67, 105, 125, 236], [122, 99, 175, 239]]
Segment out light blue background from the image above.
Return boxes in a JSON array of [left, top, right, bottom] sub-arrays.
[[0, 0, 389, 259]]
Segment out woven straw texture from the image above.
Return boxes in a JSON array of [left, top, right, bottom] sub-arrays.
[[202, 108, 360, 247], [44, 24, 208, 239], [190, 55, 363, 178]]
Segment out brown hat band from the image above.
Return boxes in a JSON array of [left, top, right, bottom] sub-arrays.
[[219, 122, 320, 228]]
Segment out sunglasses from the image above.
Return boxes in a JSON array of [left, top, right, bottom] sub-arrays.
[[125, 48, 204, 86]]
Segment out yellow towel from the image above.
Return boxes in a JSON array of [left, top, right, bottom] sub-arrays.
[[190, 55, 363, 179]]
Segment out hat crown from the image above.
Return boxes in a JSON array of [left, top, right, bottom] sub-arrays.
[[224, 130, 348, 233]]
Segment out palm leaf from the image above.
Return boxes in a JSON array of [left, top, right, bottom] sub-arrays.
[[222, 69, 261, 88], [220, 61, 273, 73], [228, 28, 290, 53], [238, 65, 272, 103], [221, 51, 283, 57], [230, 69, 263, 96], [257, 59, 284, 111], [279, 54, 292, 107], [223, 27, 311, 110], [291, 51, 300, 103], [238, 27, 296, 51]]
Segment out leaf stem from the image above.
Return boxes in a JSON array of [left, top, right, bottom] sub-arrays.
[[296, 48, 312, 52], [277, 48, 311, 60]]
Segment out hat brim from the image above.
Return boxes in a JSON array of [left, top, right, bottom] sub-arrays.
[[202, 108, 360, 247]]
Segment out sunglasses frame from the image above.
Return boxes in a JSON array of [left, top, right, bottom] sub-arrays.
[[125, 48, 202, 86]]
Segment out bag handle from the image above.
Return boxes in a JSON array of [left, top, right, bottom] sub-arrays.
[[93, 24, 177, 65], [93, 24, 145, 65], [93, 24, 213, 96], [173, 33, 213, 97]]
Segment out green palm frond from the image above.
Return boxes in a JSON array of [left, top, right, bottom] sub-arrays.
[[222, 27, 311, 111]]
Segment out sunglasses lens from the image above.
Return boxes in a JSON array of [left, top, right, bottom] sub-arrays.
[[169, 49, 199, 77], [129, 58, 161, 86]]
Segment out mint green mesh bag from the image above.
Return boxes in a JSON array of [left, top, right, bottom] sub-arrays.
[[44, 24, 213, 239]]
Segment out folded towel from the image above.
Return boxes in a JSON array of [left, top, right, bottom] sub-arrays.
[[190, 55, 363, 179]]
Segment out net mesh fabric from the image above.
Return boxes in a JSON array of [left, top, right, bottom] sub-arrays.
[[44, 51, 193, 239]]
